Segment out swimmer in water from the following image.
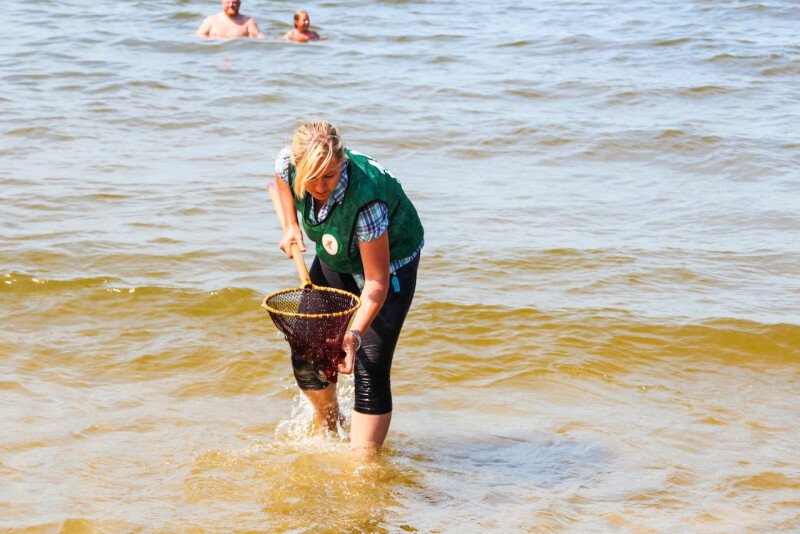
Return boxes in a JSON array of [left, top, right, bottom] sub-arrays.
[[284, 10, 321, 42], [196, 0, 263, 39]]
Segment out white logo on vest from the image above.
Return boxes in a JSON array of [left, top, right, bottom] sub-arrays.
[[322, 234, 339, 255]]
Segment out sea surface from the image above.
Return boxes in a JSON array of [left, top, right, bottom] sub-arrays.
[[2, 0, 800, 531]]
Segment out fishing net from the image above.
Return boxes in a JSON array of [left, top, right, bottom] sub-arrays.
[[263, 285, 361, 383]]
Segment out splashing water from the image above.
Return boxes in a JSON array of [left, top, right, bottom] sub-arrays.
[[274, 373, 356, 443]]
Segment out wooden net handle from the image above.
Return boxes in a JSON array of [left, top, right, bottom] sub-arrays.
[[268, 182, 312, 288]]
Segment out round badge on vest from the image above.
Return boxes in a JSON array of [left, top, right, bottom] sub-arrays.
[[322, 234, 339, 255]]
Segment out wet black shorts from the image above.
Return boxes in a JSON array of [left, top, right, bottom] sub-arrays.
[[291, 254, 419, 415]]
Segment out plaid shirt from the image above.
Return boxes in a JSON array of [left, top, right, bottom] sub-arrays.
[[275, 147, 421, 283]]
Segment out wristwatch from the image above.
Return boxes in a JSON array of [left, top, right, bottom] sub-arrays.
[[347, 329, 362, 351]]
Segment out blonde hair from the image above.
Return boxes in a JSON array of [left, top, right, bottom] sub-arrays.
[[290, 120, 345, 198], [293, 10, 309, 29]]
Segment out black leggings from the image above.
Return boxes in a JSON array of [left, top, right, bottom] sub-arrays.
[[291, 255, 419, 415]]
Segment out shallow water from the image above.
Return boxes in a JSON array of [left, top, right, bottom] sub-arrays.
[[2, 0, 800, 531]]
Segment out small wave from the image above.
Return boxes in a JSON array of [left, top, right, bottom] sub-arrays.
[[408, 300, 800, 369], [0, 380, 28, 392], [128, 80, 173, 90], [89, 193, 131, 200], [681, 85, 734, 97], [554, 34, 610, 51], [0, 272, 266, 314], [374, 0, 429, 5], [112, 37, 174, 51], [577, 128, 723, 161], [432, 87, 491, 100], [729, 471, 800, 490], [244, 93, 288, 104], [651, 37, 692, 48], [1, 272, 121, 291], [505, 88, 548, 99], [168, 11, 204, 21], [155, 120, 209, 131], [3, 72, 49, 83], [429, 55, 458, 64], [13, 519, 145, 532], [496, 39, 538, 48], [604, 90, 646, 106], [149, 237, 181, 245], [391, 33, 464, 43], [5, 126, 71, 142], [704, 52, 780, 66], [760, 63, 800, 77]]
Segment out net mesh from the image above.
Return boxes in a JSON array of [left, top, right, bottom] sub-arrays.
[[263, 286, 360, 383]]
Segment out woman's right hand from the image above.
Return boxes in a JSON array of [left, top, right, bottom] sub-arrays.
[[279, 224, 306, 258]]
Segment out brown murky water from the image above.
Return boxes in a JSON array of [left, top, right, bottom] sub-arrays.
[[2, 0, 799, 531]]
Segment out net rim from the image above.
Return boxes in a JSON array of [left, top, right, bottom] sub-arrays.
[[262, 285, 361, 319]]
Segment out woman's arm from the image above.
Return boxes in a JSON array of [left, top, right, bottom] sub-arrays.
[[274, 174, 306, 257], [338, 232, 390, 374]]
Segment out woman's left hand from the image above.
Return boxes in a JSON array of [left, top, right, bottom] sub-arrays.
[[337, 233, 389, 375], [338, 331, 360, 374]]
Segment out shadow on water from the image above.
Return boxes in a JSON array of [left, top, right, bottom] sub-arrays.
[[415, 430, 611, 490], [349, 430, 618, 530]]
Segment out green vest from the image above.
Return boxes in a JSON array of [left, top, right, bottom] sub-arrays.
[[289, 150, 424, 273]]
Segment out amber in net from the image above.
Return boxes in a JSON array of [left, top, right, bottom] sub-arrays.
[[263, 286, 360, 383]]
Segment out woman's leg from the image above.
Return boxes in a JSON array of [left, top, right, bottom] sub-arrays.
[[302, 383, 340, 435], [350, 412, 392, 450], [289, 257, 344, 436], [312, 256, 420, 451], [349, 256, 419, 451]]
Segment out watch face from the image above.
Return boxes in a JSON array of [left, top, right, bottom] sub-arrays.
[[322, 234, 339, 255]]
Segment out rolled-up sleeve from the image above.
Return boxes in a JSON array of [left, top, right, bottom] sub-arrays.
[[355, 201, 389, 242], [274, 146, 292, 184]]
